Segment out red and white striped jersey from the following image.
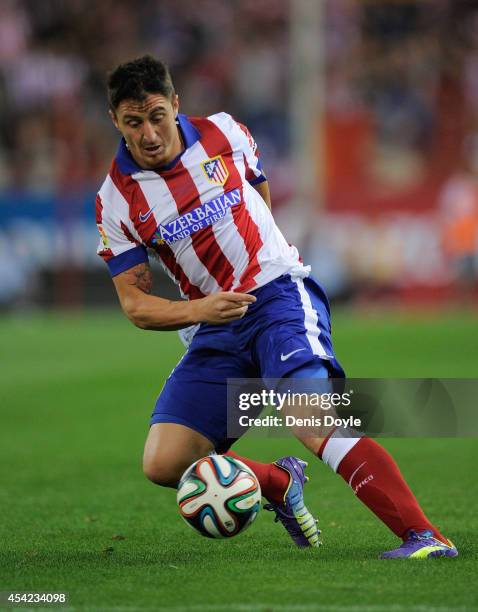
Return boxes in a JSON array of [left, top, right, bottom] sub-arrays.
[[96, 112, 309, 298]]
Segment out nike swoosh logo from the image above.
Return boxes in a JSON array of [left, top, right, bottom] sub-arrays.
[[139, 209, 154, 223], [280, 348, 306, 361]]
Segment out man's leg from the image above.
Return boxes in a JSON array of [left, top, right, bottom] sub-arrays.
[[248, 274, 456, 556], [298, 429, 447, 542], [224, 450, 290, 504], [143, 422, 215, 487], [298, 429, 457, 558], [226, 450, 321, 547], [286, 363, 456, 556], [143, 422, 290, 502], [146, 339, 319, 546], [147, 341, 295, 496], [143, 423, 319, 547]]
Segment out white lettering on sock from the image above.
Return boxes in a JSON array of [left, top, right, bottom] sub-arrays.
[[354, 474, 374, 495], [348, 461, 367, 487]]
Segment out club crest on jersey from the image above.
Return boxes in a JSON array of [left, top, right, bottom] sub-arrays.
[[201, 156, 229, 185]]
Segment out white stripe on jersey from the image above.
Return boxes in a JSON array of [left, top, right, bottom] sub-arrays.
[[241, 183, 308, 288], [181, 141, 250, 290], [98, 175, 143, 254], [136, 171, 221, 296], [292, 276, 329, 359]]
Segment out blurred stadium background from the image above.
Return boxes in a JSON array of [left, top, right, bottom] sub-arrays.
[[1, 0, 478, 311]]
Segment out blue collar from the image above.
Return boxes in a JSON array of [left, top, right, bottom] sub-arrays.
[[177, 113, 201, 148], [114, 113, 201, 175]]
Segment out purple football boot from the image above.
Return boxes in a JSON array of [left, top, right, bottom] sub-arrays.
[[380, 530, 458, 559], [264, 456, 321, 548]]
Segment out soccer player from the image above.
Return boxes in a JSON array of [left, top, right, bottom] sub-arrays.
[[96, 55, 457, 558]]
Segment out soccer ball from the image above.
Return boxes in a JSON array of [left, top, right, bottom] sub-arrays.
[[177, 455, 261, 539]]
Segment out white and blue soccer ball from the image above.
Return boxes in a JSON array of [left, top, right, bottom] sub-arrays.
[[177, 455, 261, 539]]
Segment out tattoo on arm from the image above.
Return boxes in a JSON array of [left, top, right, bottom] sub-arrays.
[[122, 263, 153, 294]]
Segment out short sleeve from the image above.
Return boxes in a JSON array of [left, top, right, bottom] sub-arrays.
[[96, 193, 148, 277], [234, 119, 267, 186], [209, 112, 267, 186]]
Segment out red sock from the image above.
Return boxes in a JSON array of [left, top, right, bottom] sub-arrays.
[[318, 432, 447, 543], [225, 450, 289, 504]]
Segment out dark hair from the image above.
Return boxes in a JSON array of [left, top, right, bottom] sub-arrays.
[[107, 55, 175, 110]]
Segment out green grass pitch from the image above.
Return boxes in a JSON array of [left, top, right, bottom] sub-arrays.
[[1, 309, 477, 611]]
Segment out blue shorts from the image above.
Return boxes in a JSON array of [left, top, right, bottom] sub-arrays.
[[150, 274, 345, 452]]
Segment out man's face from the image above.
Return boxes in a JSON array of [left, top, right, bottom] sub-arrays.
[[110, 93, 181, 169]]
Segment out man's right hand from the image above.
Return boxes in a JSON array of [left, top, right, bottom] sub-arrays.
[[190, 292, 257, 324], [112, 262, 257, 330]]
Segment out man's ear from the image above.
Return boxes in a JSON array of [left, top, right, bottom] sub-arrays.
[[109, 109, 120, 131], [172, 94, 180, 118]]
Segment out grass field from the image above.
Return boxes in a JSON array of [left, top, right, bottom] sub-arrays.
[[1, 309, 477, 612]]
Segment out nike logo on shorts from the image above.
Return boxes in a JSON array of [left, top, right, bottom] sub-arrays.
[[280, 348, 306, 361], [139, 209, 154, 223]]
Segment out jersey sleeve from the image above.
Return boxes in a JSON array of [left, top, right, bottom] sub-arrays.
[[95, 193, 148, 277], [210, 112, 267, 186], [233, 119, 267, 186]]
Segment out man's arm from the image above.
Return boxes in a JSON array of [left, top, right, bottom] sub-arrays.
[[112, 262, 256, 331], [253, 180, 271, 210]]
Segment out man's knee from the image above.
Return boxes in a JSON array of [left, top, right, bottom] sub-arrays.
[[143, 456, 188, 488], [143, 422, 215, 487]]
